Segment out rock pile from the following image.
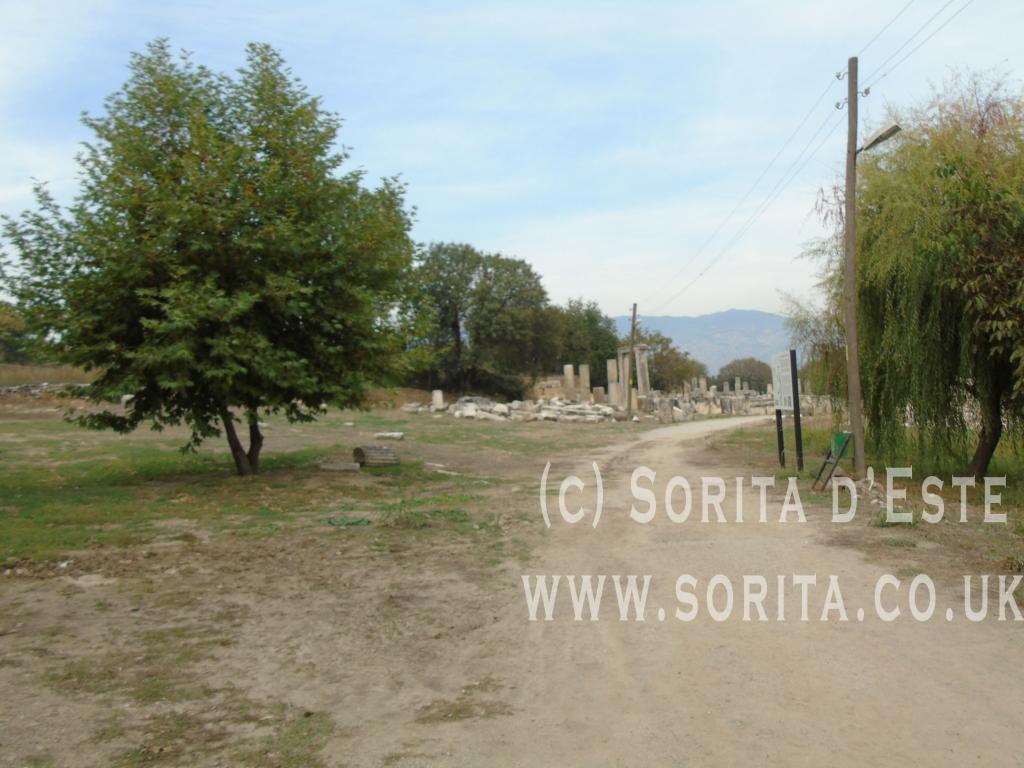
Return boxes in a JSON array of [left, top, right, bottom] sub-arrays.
[[402, 395, 616, 423]]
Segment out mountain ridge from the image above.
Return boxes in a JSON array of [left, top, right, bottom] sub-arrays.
[[612, 309, 790, 373]]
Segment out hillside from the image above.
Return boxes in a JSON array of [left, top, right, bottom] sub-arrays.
[[613, 309, 790, 373]]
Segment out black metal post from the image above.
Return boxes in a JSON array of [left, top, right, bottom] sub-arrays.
[[775, 408, 786, 468], [789, 348, 803, 471]]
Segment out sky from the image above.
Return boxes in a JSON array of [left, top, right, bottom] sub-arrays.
[[1, 0, 1021, 319]]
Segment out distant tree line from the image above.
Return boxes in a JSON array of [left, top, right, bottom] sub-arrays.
[[409, 242, 622, 397]]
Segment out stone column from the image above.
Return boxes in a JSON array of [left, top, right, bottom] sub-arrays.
[[578, 364, 591, 401], [431, 389, 445, 409], [562, 364, 575, 400], [635, 347, 651, 396], [658, 399, 673, 424], [722, 380, 730, 394], [699, 376, 707, 393], [593, 386, 606, 404], [741, 380, 748, 392], [618, 349, 632, 408], [607, 382, 620, 408], [606, 358, 619, 385], [734, 376, 741, 393]]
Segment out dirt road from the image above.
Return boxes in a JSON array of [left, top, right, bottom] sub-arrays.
[[347, 415, 1023, 766]]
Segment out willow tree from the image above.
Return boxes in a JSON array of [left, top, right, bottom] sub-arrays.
[[2, 41, 414, 475], [856, 74, 1024, 477]]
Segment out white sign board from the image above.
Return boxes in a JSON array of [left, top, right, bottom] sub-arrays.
[[772, 352, 794, 411]]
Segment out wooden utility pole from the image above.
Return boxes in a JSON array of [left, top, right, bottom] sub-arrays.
[[843, 56, 866, 477], [626, 302, 638, 422]]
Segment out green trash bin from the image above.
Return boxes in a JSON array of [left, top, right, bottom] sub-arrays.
[[832, 431, 852, 459]]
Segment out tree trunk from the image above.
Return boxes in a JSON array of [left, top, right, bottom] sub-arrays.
[[221, 408, 254, 476], [966, 384, 1003, 481], [247, 410, 264, 474]]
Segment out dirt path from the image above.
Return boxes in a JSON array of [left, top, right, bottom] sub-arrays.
[[350, 415, 1023, 766]]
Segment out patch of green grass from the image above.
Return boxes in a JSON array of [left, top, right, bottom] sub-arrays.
[[869, 507, 921, 528], [0, 419, 342, 562], [20, 754, 58, 768], [46, 624, 227, 705], [237, 710, 335, 768], [1004, 554, 1024, 573], [883, 537, 917, 548], [379, 505, 469, 530]]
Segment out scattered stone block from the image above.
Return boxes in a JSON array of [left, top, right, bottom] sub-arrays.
[[321, 461, 361, 472], [353, 445, 400, 467]]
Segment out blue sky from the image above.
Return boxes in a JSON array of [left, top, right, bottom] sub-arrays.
[[2, 0, 1021, 317]]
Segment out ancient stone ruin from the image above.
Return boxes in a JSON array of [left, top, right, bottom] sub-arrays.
[[403, 357, 831, 425]]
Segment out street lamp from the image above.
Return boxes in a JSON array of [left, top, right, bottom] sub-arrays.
[[858, 121, 902, 155]]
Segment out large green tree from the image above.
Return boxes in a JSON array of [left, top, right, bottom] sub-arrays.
[[0, 301, 32, 364], [716, 357, 772, 392], [856, 75, 1024, 476], [554, 298, 619, 387], [2, 41, 414, 475], [466, 254, 552, 377], [414, 242, 482, 382], [412, 243, 559, 394]]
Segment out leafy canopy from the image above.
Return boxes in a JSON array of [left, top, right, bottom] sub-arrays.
[[716, 357, 772, 392], [856, 73, 1024, 474], [628, 327, 707, 392], [2, 40, 414, 473]]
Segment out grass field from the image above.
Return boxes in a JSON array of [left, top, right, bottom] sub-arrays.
[[0, 399, 641, 766], [0, 364, 94, 386], [0, 403, 634, 566]]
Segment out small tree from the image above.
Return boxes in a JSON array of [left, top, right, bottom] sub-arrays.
[[2, 41, 414, 475], [629, 328, 707, 391]]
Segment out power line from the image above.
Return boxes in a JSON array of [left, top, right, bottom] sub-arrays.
[[642, 0, 930, 311], [861, 0, 959, 87], [864, 0, 976, 89], [858, 0, 916, 55], [640, 77, 838, 307], [650, 112, 845, 311]]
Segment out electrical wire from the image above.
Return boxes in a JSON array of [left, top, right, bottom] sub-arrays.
[[858, 0, 916, 55], [861, 0, 959, 87], [640, 78, 837, 307], [650, 113, 844, 311], [644, 0, 976, 311], [863, 0, 976, 89]]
